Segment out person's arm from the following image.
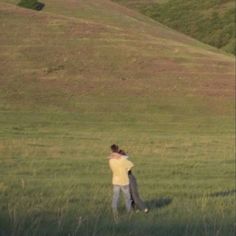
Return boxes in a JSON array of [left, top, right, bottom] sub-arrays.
[[124, 159, 134, 171], [108, 153, 122, 160], [121, 154, 128, 159]]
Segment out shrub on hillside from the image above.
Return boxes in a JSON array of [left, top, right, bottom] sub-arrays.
[[18, 0, 45, 11], [223, 38, 236, 54], [139, 0, 235, 55]]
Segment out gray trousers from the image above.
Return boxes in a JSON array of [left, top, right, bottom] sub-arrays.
[[112, 185, 132, 213], [129, 172, 146, 211]]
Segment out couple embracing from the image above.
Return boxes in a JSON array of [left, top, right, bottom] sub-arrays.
[[108, 144, 149, 220]]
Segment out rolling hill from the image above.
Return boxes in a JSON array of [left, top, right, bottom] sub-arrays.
[[0, 0, 234, 114], [112, 0, 236, 54]]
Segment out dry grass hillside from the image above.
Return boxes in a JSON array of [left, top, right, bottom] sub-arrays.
[[0, 0, 234, 113]]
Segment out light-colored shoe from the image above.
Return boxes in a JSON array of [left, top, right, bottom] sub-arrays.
[[144, 208, 149, 213]]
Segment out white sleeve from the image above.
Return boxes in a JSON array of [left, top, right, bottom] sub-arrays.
[[122, 155, 129, 159]]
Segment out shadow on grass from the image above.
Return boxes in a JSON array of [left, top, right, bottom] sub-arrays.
[[146, 196, 172, 209], [209, 189, 236, 197]]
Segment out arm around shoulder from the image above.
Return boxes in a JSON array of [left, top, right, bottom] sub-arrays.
[[124, 159, 134, 170]]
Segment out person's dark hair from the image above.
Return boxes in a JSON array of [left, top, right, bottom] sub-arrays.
[[110, 144, 119, 152], [118, 149, 127, 155]]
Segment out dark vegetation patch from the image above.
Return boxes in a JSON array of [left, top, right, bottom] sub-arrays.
[[209, 189, 236, 197], [18, 0, 45, 11]]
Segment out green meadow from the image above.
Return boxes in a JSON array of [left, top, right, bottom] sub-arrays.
[[0, 0, 235, 235], [0, 105, 235, 236]]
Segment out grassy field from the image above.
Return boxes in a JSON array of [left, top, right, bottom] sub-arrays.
[[0, 110, 234, 236], [0, 0, 235, 235]]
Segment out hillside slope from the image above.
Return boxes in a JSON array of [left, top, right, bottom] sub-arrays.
[[112, 0, 236, 54], [0, 0, 235, 117]]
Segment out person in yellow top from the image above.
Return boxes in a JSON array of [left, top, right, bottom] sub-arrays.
[[108, 144, 134, 219]]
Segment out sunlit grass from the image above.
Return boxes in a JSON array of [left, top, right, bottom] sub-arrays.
[[0, 1, 235, 235], [0, 109, 235, 235]]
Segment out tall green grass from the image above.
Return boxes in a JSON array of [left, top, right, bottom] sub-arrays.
[[0, 107, 235, 235]]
